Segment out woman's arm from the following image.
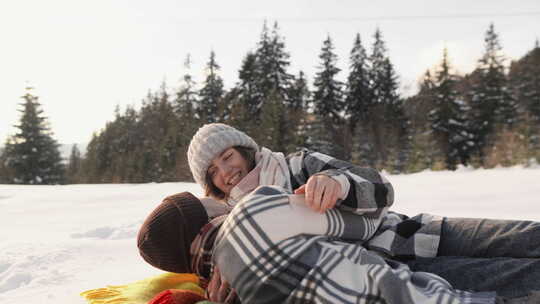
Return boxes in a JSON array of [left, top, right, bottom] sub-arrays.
[[287, 149, 394, 216]]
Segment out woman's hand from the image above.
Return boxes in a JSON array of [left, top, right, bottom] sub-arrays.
[[294, 175, 341, 213], [207, 266, 237, 303]]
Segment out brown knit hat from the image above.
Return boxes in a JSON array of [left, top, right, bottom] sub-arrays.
[[137, 192, 209, 273]]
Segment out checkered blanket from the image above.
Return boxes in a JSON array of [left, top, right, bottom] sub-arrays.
[[212, 186, 496, 303], [288, 149, 442, 259]]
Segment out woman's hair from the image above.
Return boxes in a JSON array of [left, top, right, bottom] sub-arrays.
[[204, 146, 257, 200]]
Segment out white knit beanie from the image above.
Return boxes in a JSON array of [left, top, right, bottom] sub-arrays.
[[188, 123, 259, 188]]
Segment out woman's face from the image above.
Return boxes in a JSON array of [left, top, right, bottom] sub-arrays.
[[207, 147, 250, 195]]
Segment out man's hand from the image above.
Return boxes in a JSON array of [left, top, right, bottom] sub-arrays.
[[294, 175, 341, 213], [207, 266, 237, 303]]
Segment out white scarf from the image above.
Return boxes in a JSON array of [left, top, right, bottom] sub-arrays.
[[226, 147, 291, 207]]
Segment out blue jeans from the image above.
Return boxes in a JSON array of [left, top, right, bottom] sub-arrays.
[[406, 217, 540, 298]]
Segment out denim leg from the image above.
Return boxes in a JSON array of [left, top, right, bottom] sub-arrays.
[[407, 256, 540, 299], [438, 217, 540, 258]]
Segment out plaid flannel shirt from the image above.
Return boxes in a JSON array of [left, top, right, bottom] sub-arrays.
[[212, 186, 495, 303]]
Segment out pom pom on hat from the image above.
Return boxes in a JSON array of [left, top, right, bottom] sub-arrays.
[[188, 123, 258, 189]]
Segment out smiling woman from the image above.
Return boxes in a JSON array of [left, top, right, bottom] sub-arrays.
[[187, 123, 259, 201], [205, 146, 257, 200]]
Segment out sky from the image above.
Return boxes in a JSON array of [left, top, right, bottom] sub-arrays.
[[1, 166, 539, 303], [1, 0, 539, 146]]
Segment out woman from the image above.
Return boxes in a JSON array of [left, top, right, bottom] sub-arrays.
[[186, 123, 540, 302], [187, 123, 383, 215]]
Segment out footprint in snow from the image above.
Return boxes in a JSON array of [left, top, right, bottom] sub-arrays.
[[0, 263, 10, 274], [0, 272, 32, 293], [70, 226, 115, 239]]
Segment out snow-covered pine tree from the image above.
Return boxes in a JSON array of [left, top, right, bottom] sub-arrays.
[[254, 21, 293, 106], [1, 87, 64, 184], [311, 35, 346, 159], [509, 41, 540, 159], [313, 35, 344, 122], [381, 58, 409, 172], [364, 28, 408, 171], [369, 28, 387, 106], [241, 21, 296, 152], [362, 28, 389, 168], [429, 48, 473, 170], [345, 33, 371, 161], [469, 23, 518, 160], [346, 33, 370, 127], [198, 50, 224, 124]]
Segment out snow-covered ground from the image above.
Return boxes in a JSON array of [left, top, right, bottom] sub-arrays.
[[1, 166, 539, 303]]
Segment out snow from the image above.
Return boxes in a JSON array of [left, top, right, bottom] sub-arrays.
[[1, 167, 540, 303]]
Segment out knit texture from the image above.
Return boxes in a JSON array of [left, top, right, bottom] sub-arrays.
[[137, 192, 208, 273], [187, 123, 258, 189]]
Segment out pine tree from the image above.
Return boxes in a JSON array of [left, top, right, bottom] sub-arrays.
[[369, 28, 388, 106], [404, 70, 440, 171], [254, 21, 293, 104], [132, 83, 178, 183], [175, 54, 198, 125], [363, 28, 409, 170], [313, 35, 344, 122], [0, 144, 15, 183], [225, 51, 260, 142], [410, 70, 437, 131], [1, 88, 64, 184], [362, 28, 390, 168], [198, 50, 224, 124], [344, 34, 371, 161], [174, 55, 199, 154], [80, 132, 100, 183], [469, 23, 517, 160], [304, 113, 335, 157], [235, 52, 261, 121], [289, 71, 310, 111], [286, 71, 311, 151], [345, 33, 371, 132], [171, 56, 201, 182], [66, 144, 82, 184], [429, 48, 473, 169], [259, 90, 287, 151], [508, 41, 540, 162], [116, 105, 140, 181], [312, 35, 346, 158]]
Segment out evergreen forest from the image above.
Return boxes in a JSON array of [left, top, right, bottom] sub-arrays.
[[1, 22, 539, 184]]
